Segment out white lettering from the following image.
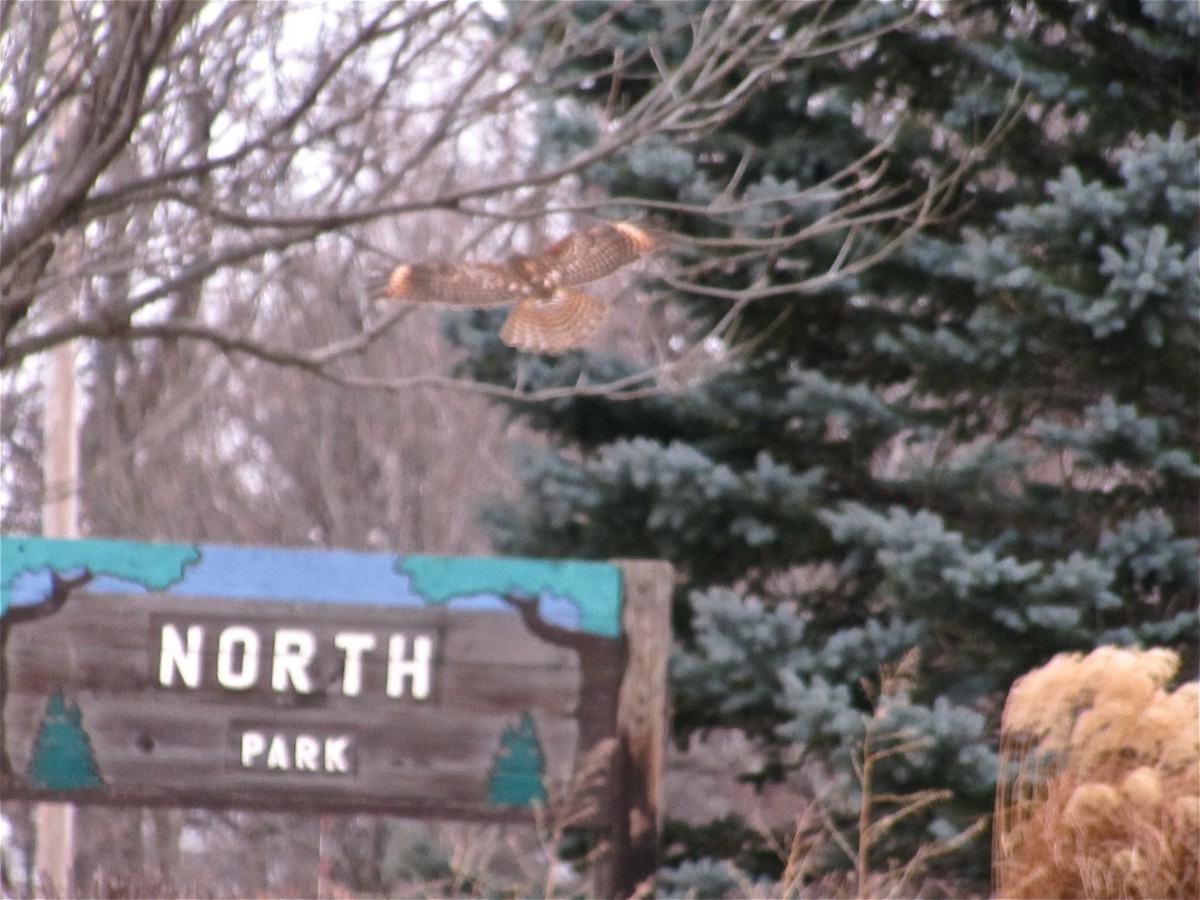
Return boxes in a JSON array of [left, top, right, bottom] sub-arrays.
[[237, 731, 355, 774], [334, 632, 377, 696], [271, 628, 315, 693], [324, 736, 351, 773], [266, 734, 290, 769], [217, 626, 260, 690], [159, 624, 436, 698], [159, 624, 203, 688], [386, 634, 433, 699], [294, 734, 321, 771], [241, 731, 266, 767]]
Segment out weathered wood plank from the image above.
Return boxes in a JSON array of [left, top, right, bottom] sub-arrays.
[[2, 585, 619, 819], [604, 560, 673, 899]]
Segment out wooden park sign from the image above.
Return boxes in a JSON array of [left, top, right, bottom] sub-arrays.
[[0, 535, 671, 896]]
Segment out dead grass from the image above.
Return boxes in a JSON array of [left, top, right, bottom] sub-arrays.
[[743, 650, 988, 900], [994, 646, 1199, 899]]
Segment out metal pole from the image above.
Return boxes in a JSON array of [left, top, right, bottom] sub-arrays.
[[317, 814, 331, 899]]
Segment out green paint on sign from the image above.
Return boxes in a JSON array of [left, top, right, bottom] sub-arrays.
[[399, 555, 621, 637], [27, 690, 103, 790], [0, 535, 199, 614], [486, 712, 546, 807]]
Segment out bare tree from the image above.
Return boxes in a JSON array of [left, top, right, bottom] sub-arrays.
[[0, 0, 1011, 394]]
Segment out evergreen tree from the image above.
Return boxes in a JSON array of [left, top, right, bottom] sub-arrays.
[[455, 0, 1198, 889]]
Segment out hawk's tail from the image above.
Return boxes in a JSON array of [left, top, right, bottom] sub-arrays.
[[499, 290, 607, 354]]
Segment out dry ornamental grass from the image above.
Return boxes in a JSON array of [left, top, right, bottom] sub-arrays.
[[993, 646, 1199, 899]]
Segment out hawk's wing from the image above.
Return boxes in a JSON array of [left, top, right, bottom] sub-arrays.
[[385, 260, 520, 306], [532, 222, 656, 286], [499, 289, 608, 353]]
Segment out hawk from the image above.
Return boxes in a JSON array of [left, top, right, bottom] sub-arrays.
[[384, 222, 656, 353]]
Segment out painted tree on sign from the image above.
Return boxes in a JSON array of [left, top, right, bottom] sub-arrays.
[[487, 712, 546, 807], [0, 535, 198, 614], [27, 690, 103, 790]]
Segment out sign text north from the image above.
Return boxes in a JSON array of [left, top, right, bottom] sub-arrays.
[[153, 619, 435, 699]]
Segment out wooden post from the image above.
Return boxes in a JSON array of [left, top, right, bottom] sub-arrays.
[[36, 328, 80, 896], [35, 9, 81, 894], [605, 560, 673, 898]]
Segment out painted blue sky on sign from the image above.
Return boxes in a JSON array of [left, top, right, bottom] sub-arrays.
[[0, 537, 621, 637]]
